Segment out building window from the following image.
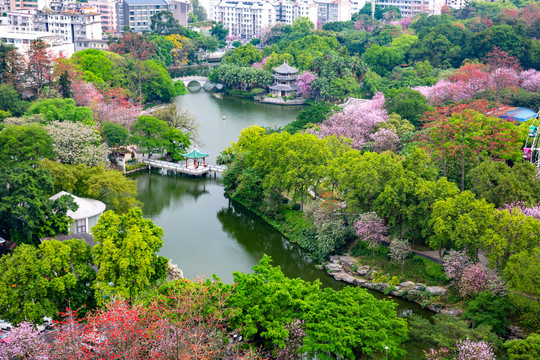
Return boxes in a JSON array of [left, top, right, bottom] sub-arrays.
[[76, 219, 86, 233]]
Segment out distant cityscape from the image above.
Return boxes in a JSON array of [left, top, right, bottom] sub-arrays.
[[0, 0, 470, 56]]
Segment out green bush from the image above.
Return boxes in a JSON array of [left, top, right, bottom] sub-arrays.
[[251, 88, 265, 96], [173, 80, 187, 96], [125, 162, 147, 172], [463, 291, 514, 336], [505, 333, 540, 360]]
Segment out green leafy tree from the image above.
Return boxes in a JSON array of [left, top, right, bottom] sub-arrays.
[[429, 191, 496, 257], [140, 60, 175, 103], [0, 83, 29, 117], [70, 49, 114, 84], [0, 166, 77, 245], [131, 115, 169, 154], [102, 121, 129, 148], [291, 16, 314, 33], [228, 256, 407, 359], [468, 162, 540, 208], [0, 124, 53, 167], [504, 248, 540, 329], [162, 127, 190, 161], [463, 291, 514, 336], [362, 44, 404, 77], [211, 22, 228, 42], [384, 88, 431, 127], [41, 160, 140, 214], [92, 208, 167, 305], [408, 33, 462, 68], [26, 98, 94, 125], [407, 313, 501, 352], [150, 11, 181, 35], [224, 43, 262, 66], [0, 239, 95, 325]]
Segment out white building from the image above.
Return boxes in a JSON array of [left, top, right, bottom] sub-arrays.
[[0, 25, 75, 56], [274, 0, 317, 26], [4, 0, 48, 11], [214, 0, 275, 40], [376, 0, 444, 17], [316, 0, 351, 26], [35, 8, 103, 45], [86, 0, 118, 32], [50, 191, 106, 235], [445, 0, 466, 10], [5, 8, 37, 32], [116, 0, 168, 33]]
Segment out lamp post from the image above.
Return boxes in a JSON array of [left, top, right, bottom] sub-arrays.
[[385, 345, 389, 360]]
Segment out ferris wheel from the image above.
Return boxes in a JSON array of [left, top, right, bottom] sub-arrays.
[[523, 109, 540, 177]]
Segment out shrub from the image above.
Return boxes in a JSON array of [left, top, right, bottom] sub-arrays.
[[505, 333, 540, 360], [125, 162, 147, 172], [251, 88, 265, 96], [463, 291, 514, 337]]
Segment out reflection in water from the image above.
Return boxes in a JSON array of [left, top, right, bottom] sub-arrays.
[[133, 172, 433, 322]]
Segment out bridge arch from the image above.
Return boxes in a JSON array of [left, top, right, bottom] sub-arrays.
[[175, 76, 223, 92]]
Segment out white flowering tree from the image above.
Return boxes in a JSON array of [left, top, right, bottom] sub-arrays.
[[45, 121, 109, 167]]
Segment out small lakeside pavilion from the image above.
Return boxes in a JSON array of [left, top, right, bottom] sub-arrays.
[[269, 62, 299, 97], [181, 147, 209, 169]]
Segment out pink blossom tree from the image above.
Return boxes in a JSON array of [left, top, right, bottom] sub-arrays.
[[370, 128, 399, 153], [459, 264, 489, 298], [488, 67, 520, 105], [455, 338, 496, 360], [354, 211, 387, 260], [423, 347, 451, 360], [320, 92, 387, 149], [442, 249, 470, 285], [502, 202, 540, 221], [0, 322, 47, 359], [297, 71, 316, 98], [414, 79, 476, 106], [389, 238, 411, 270], [520, 69, 540, 92]]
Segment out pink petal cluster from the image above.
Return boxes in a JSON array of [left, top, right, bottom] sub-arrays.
[[370, 128, 399, 153], [455, 338, 496, 360], [0, 322, 47, 359], [502, 202, 540, 221], [354, 19, 375, 32], [520, 69, 540, 92], [414, 79, 477, 106], [71, 79, 141, 129], [297, 71, 316, 97], [354, 211, 387, 249], [459, 263, 489, 298], [442, 249, 470, 284], [320, 93, 387, 149]]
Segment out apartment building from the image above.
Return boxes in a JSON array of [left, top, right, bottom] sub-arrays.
[[35, 8, 103, 44], [214, 0, 275, 39], [170, 0, 190, 27], [376, 0, 444, 17], [0, 25, 75, 56], [87, 0, 118, 32], [5, 8, 37, 31], [316, 0, 350, 25], [117, 0, 168, 33], [4, 0, 48, 11], [274, 0, 317, 25]]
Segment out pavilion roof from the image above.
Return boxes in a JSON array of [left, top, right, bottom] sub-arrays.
[[181, 147, 209, 159], [273, 62, 298, 74]]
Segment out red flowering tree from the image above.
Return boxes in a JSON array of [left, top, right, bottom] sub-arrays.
[[110, 33, 156, 106], [26, 39, 53, 99]]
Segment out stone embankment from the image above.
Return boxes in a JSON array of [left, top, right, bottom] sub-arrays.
[[325, 255, 461, 315]]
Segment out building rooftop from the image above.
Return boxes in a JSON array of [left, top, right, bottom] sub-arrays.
[[124, 0, 167, 5], [50, 191, 106, 220], [273, 62, 298, 74], [269, 84, 298, 91]]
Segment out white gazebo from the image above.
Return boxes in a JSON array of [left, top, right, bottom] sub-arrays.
[[49, 191, 106, 234]]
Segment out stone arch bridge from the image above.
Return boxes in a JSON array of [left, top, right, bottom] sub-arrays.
[[173, 76, 223, 92]]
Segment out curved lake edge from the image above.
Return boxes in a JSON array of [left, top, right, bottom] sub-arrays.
[[219, 184, 440, 315]]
